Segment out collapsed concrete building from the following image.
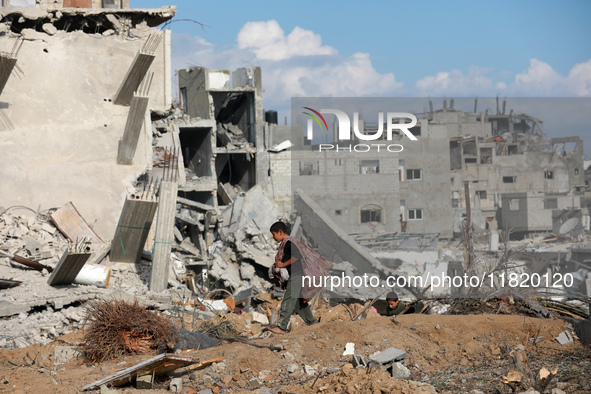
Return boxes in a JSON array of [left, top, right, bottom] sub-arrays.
[[268, 99, 588, 241], [0, 2, 175, 238], [177, 66, 269, 197], [0, 0, 590, 355]]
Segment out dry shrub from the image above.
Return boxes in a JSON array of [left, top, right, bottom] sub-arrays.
[[81, 299, 177, 363]]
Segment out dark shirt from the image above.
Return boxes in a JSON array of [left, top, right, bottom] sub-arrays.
[[281, 240, 302, 276], [386, 301, 406, 316]]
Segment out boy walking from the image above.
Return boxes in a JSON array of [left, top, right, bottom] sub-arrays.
[[268, 221, 331, 334]]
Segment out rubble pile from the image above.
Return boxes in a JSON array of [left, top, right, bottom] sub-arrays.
[[0, 208, 162, 350]]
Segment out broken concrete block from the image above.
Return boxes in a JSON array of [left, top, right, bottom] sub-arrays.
[[369, 347, 407, 365], [390, 362, 411, 379], [304, 365, 317, 376], [170, 377, 183, 392], [251, 311, 269, 325], [100, 385, 120, 394], [286, 364, 298, 373], [352, 354, 367, 369], [240, 262, 255, 280], [283, 351, 295, 362], [54, 346, 81, 365], [42, 23, 58, 35], [555, 331, 574, 346], [136, 373, 153, 389]]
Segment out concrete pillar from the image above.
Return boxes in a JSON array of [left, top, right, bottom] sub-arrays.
[[1, 0, 10, 8], [117, 93, 149, 165], [150, 181, 178, 292], [113, 34, 161, 106], [110, 196, 158, 263]]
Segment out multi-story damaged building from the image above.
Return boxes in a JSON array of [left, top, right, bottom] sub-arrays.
[[268, 116, 453, 238], [0, 2, 175, 237], [268, 100, 587, 239], [176, 67, 268, 206]]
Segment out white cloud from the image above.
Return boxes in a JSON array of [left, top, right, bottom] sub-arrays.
[[171, 19, 591, 116], [172, 20, 402, 109], [416, 59, 591, 97], [416, 66, 495, 96], [563, 59, 591, 96], [236, 20, 337, 61]]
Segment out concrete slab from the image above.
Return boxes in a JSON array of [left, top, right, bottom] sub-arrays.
[[369, 347, 407, 365]]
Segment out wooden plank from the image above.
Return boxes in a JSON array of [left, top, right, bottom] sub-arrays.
[[82, 353, 198, 391]]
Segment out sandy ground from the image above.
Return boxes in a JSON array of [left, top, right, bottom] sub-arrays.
[[0, 313, 589, 394]]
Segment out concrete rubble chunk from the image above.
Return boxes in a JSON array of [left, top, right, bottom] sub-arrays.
[[169, 377, 183, 393], [390, 362, 411, 379], [54, 346, 81, 365], [352, 354, 367, 369], [251, 311, 269, 325], [283, 351, 295, 362], [342, 342, 355, 356], [555, 331, 574, 345], [369, 347, 407, 365], [42, 23, 57, 35], [286, 364, 298, 373], [304, 364, 317, 376]]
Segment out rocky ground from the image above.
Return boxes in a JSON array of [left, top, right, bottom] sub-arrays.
[[0, 308, 589, 394]]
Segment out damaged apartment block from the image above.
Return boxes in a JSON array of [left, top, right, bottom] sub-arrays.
[[178, 67, 269, 196]]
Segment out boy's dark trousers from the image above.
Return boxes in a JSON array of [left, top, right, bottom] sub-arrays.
[[278, 275, 317, 331]]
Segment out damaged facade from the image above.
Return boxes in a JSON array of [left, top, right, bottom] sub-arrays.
[[0, 2, 590, 379], [0, 3, 174, 237], [268, 100, 588, 241]]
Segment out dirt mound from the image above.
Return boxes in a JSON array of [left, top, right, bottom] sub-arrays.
[[0, 314, 589, 393]]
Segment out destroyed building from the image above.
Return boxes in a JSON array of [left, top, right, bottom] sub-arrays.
[[0, 2, 175, 238], [177, 66, 269, 199], [268, 99, 588, 240], [268, 117, 453, 238]]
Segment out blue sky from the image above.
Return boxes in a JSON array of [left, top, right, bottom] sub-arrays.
[[132, 0, 591, 156]]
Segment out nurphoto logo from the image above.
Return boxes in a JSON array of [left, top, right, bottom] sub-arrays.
[[302, 107, 418, 153]]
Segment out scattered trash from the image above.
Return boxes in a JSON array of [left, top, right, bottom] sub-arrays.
[[342, 342, 355, 356]]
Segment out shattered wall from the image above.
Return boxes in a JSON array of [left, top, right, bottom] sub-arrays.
[[0, 7, 174, 237], [500, 191, 582, 234], [178, 66, 268, 201], [35, 0, 131, 8], [269, 118, 453, 237]]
